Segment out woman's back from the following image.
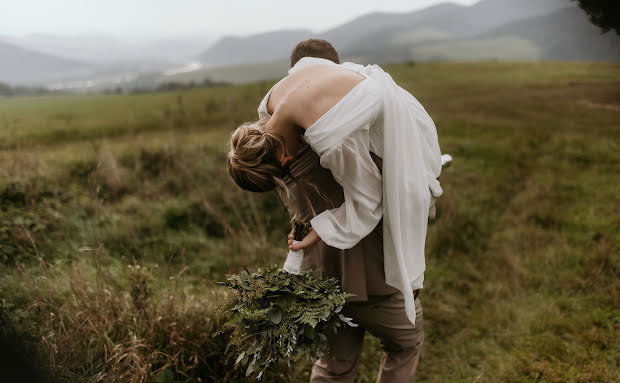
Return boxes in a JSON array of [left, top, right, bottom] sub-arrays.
[[266, 65, 367, 130]]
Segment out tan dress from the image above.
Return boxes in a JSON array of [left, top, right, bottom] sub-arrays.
[[276, 143, 397, 301]]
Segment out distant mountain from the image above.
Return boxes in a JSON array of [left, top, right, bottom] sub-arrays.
[[0, 34, 216, 87], [2, 34, 214, 64], [402, 5, 620, 63], [343, 3, 620, 63], [320, 3, 464, 50], [480, 5, 620, 61], [0, 41, 92, 85], [339, 0, 570, 62], [197, 29, 314, 67], [327, 0, 567, 53], [198, 0, 572, 66]]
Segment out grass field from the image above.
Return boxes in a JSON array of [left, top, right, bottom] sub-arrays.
[[0, 62, 618, 382]]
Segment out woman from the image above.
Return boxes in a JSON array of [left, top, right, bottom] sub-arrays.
[[228, 57, 443, 327], [268, 138, 424, 383]]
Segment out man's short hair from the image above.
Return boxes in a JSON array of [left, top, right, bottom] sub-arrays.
[[290, 39, 340, 67]]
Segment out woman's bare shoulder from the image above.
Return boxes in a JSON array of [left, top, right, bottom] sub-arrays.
[[271, 65, 366, 129]]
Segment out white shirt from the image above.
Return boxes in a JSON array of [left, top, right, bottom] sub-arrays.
[[258, 57, 443, 325]]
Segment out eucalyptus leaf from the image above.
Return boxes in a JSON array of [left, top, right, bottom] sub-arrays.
[[235, 352, 245, 365], [240, 271, 250, 283], [246, 358, 256, 376], [270, 309, 282, 324]]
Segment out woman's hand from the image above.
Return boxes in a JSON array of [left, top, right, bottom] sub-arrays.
[[289, 228, 320, 252], [287, 230, 294, 246]]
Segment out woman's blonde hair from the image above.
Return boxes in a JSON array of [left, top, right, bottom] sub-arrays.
[[227, 118, 288, 192]]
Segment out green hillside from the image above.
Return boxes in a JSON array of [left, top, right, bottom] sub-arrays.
[[410, 36, 542, 61], [0, 62, 618, 382], [163, 59, 289, 85]]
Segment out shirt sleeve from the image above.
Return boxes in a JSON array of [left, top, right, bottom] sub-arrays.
[[309, 129, 383, 249], [305, 79, 384, 249]]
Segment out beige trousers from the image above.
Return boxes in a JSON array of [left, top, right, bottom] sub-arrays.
[[310, 292, 424, 383]]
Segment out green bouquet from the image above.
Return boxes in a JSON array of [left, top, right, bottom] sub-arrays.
[[217, 265, 355, 380]]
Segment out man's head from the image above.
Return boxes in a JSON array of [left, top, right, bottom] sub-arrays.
[[290, 39, 340, 68]]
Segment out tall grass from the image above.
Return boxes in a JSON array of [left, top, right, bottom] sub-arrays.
[[1, 195, 298, 382], [1, 62, 618, 382]]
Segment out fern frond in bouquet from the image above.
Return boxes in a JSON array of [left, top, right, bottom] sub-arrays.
[[292, 220, 312, 241], [217, 265, 355, 380]]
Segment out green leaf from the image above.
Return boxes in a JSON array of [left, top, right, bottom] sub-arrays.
[[246, 358, 257, 376], [240, 270, 250, 283], [235, 352, 245, 365], [269, 309, 282, 324]]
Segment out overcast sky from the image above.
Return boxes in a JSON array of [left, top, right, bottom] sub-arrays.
[[1, 0, 480, 39]]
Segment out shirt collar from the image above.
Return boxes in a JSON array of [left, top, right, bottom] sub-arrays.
[[288, 57, 338, 75]]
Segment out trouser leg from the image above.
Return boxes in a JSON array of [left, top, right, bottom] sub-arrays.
[[375, 297, 424, 383], [311, 293, 424, 383], [310, 321, 365, 383], [345, 293, 424, 383]]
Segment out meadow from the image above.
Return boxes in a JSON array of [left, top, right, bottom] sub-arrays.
[[0, 62, 618, 382]]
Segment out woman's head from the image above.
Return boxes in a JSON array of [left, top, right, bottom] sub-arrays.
[[227, 119, 288, 192]]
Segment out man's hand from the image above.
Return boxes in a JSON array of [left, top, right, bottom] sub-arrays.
[[289, 229, 320, 252]]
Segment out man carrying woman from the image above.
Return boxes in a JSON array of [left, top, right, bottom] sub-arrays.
[[227, 39, 443, 382]]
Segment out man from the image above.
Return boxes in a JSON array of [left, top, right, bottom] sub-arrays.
[[258, 39, 426, 382], [289, 38, 340, 67]]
